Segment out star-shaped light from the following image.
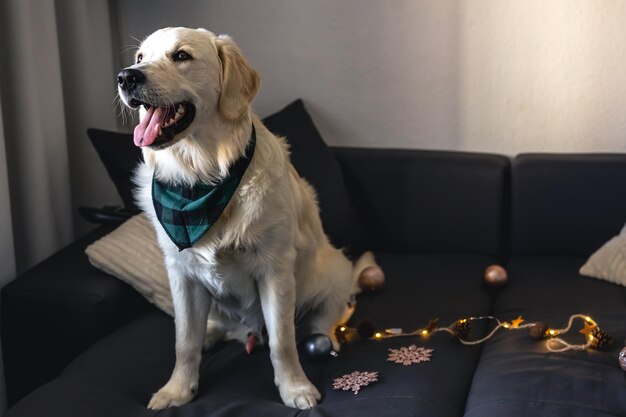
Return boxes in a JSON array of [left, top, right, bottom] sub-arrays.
[[510, 316, 524, 328], [579, 321, 596, 337]]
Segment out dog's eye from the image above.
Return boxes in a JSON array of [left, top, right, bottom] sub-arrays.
[[136, 53, 143, 64], [173, 51, 192, 62]]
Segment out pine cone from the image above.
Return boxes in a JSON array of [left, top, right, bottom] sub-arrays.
[[454, 319, 472, 339], [529, 322, 548, 340], [589, 328, 613, 351]]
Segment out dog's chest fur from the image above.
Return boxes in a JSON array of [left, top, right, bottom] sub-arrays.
[[133, 132, 291, 333], [171, 242, 266, 331]]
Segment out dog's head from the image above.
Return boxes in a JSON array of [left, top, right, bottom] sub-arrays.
[[117, 27, 260, 150]]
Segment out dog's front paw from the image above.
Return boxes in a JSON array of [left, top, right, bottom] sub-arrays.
[[279, 381, 321, 409], [147, 381, 196, 410]]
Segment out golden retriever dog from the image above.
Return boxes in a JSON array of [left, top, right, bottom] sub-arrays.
[[117, 27, 381, 410]]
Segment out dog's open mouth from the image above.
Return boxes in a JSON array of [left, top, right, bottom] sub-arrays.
[[132, 101, 196, 148]]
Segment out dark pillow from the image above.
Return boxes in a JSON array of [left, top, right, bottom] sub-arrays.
[[262, 99, 364, 253], [87, 128, 141, 211], [89, 99, 364, 252]]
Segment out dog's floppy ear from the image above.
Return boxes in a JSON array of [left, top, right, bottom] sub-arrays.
[[215, 35, 260, 121]]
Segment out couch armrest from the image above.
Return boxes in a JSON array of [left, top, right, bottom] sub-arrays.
[[1, 225, 153, 407]]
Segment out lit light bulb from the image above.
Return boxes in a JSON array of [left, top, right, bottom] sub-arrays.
[[374, 332, 382, 339], [339, 326, 346, 332], [421, 330, 428, 336]]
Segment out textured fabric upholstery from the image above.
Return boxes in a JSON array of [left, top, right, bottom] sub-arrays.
[[465, 256, 626, 417], [335, 148, 510, 256], [511, 153, 626, 257]]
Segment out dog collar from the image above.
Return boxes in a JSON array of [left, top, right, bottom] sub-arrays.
[[152, 125, 257, 250]]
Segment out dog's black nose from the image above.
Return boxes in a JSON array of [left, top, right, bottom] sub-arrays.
[[117, 68, 146, 92]]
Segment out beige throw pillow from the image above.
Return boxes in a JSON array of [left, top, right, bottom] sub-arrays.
[[579, 223, 626, 286], [85, 214, 174, 316]]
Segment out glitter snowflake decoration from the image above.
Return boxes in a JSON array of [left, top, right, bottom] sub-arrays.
[[332, 371, 379, 394], [387, 345, 434, 366]]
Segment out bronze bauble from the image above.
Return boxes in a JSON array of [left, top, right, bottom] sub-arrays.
[[358, 266, 385, 291], [484, 264, 508, 286]]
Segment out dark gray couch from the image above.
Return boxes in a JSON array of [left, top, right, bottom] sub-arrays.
[[3, 101, 626, 417]]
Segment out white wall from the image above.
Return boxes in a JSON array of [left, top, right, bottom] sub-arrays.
[[113, 0, 626, 155]]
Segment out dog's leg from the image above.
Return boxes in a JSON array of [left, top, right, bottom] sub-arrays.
[[258, 250, 321, 409], [148, 269, 210, 410]]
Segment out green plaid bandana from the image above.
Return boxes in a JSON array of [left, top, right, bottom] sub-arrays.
[[152, 126, 256, 250]]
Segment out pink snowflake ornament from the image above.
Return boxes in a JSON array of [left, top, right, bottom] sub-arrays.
[[332, 371, 379, 394], [387, 345, 434, 366]]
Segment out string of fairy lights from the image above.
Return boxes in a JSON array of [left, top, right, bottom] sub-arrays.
[[333, 265, 615, 353], [316, 264, 622, 376], [334, 313, 613, 352], [321, 264, 626, 396]]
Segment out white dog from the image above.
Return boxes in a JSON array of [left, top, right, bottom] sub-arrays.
[[117, 27, 382, 410]]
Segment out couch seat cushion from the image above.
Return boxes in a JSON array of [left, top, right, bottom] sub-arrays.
[[465, 256, 626, 417], [317, 253, 499, 417], [7, 253, 498, 417]]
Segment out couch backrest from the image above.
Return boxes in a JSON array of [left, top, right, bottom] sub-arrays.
[[512, 154, 626, 257], [334, 148, 510, 257]]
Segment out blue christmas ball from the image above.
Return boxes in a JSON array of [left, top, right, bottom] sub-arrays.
[[302, 334, 334, 360]]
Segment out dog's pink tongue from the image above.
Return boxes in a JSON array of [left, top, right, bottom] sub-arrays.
[[133, 107, 164, 147]]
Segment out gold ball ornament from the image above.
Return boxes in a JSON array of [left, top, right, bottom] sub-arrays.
[[484, 264, 508, 286], [358, 266, 385, 291]]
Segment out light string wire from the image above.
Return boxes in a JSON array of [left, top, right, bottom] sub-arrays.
[[545, 314, 597, 352], [341, 313, 603, 353]]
